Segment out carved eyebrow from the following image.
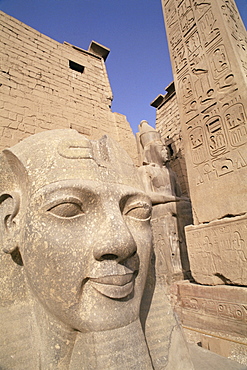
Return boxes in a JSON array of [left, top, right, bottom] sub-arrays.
[[32, 180, 98, 203], [119, 191, 152, 208], [32, 180, 149, 206]]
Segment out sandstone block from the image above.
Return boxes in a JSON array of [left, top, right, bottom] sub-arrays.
[[186, 215, 247, 286]]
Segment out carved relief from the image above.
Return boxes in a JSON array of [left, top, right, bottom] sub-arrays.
[[185, 103, 246, 180], [180, 73, 194, 101], [163, 0, 247, 222], [179, 73, 199, 121], [185, 30, 201, 55], [181, 296, 247, 323], [189, 126, 207, 164], [217, 302, 246, 321], [192, 1, 211, 19], [198, 9, 220, 47], [241, 58, 247, 79], [221, 0, 247, 52], [165, 0, 178, 29], [172, 43, 188, 73], [210, 44, 230, 79], [184, 100, 198, 120], [235, 149, 247, 169], [212, 157, 234, 177], [217, 73, 238, 103], [202, 162, 217, 181], [194, 72, 215, 106], [182, 297, 199, 310], [186, 216, 247, 285], [177, 0, 195, 35], [224, 103, 247, 147], [205, 115, 228, 157], [169, 24, 183, 49], [193, 148, 247, 186]]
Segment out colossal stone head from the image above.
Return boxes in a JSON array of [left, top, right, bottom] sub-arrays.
[[0, 129, 153, 333]]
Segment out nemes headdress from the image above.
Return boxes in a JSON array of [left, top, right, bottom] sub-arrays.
[[138, 120, 161, 148], [2, 129, 143, 195]]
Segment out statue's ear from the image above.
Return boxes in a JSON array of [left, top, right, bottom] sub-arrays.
[[0, 192, 20, 254]]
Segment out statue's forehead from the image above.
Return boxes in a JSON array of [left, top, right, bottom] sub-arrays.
[[6, 129, 143, 194], [33, 179, 144, 200]]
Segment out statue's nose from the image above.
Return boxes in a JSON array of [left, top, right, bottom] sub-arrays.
[[93, 213, 137, 263]]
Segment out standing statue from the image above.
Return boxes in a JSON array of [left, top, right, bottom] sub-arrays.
[[0, 129, 194, 369], [137, 121, 192, 285]]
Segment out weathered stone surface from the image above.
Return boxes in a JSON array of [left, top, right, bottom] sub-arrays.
[[186, 215, 247, 286], [173, 281, 247, 365], [175, 282, 247, 340], [0, 129, 194, 369], [137, 121, 192, 284], [0, 11, 138, 164], [151, 82, 191, 198], [189, 344, 247, 370], [161, 0, 247, 224]]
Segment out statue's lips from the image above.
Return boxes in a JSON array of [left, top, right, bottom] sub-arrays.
[[89, 273, 135, 299]]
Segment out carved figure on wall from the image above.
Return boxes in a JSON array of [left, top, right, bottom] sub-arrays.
[[137, 121, 192, 284], [0, 129, 193, 369]]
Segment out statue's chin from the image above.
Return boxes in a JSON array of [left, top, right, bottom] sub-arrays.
[[66, 284, 141, 333], [29, 279, 141, 334]]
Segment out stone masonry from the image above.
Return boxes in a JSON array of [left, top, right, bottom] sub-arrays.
[[0, 11, 137, 163], [151, 82, 190, 197]]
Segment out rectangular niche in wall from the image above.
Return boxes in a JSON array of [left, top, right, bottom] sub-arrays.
[[69, 60, 85, 73]]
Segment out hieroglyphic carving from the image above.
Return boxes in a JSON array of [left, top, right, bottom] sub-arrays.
[[198, 8, 220, 47], [178, 0, 195, 36], [185, 30, 201, 56], [189, 126, 207, 164], [162, 0, 247, 222], [173, 43, 188, 73], [220, 0, 247, 54], [224, 103, 247, 147], [165, 0, 177, 29], [186, 215, 247, 285], [193, 1, 211, 19], [181, 296, 247, 323], [176, 282, 247, 338], [210, 44, 230, 79], [205, 115, 228, 157]]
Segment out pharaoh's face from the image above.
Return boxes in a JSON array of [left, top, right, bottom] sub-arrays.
[[20, 175, 152, 332], [155, 141, 168, 163]]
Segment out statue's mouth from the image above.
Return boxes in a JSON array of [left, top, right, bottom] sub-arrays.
[[89, 272, 136, 299]]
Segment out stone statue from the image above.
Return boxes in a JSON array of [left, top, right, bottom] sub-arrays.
[[0, 129, 193, 369], [137, 121, 192, 284]]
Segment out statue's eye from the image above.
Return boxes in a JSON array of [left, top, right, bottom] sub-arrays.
[[124, 201, 152, 221], [47, 202, 84, 218]]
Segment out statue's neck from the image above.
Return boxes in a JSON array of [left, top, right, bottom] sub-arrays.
[[32, 299, 76, 369], [69, 319, 153, 370], [32, 299, 153, 369]]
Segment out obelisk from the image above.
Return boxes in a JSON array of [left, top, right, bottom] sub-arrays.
[[161, 0, 247, 286]]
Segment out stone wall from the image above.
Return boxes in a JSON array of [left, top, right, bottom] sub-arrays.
[[151, 83, 190, 197], [0, 11, 137, 162]]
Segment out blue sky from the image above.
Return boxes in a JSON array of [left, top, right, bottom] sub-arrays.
[[1, 0, 246, 133]]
